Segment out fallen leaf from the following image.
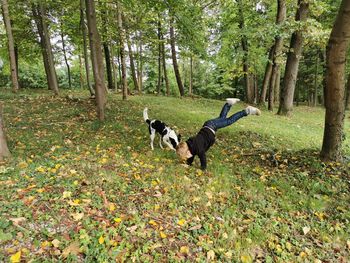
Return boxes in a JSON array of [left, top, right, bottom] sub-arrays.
[[52, 239, 61, 248], [71, 212, 84, 221], [62, 241, 81, 258], [98, 236, 104, 244], [108, 203, 116, 212], [302, 226, 310, 235], [177, 219, 186, 226], [62, 191, 72, 199], [240, 254, 252, 263], [9, 217, 26, 226], [180, 246, 189, 255], [159, 231, 167, 238], [207, 250, 215, 261], [189, 224, 202, 231], [10, 251, 21, 263]]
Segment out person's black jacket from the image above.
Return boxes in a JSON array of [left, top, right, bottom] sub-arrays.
[[186, 127, 215, 170]]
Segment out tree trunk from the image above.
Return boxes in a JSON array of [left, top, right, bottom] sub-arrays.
[[278, 0, 309, 116], [125, 27, 139, 92], [321, 0, 350, 161], [0, 103, 10, 161], [137, 31, 143, 93], [157, 15, 162, 95], [103, 43, 114, 90], [32, 3, 59, 95], [60, 21, 71, 89], [79, 54, 84, 89], [161, 29, 170, 97], [169, 16, 184, 97], [259, 46, 274, 105], [85, 0, 107, 120], [117, 2, 127, 100], [80, 0, 94, 95], [237, 0, 254, 103], [2, 0, 19, 93], [189, 54, 193, 96], [274, 66, 281, 104], [314, 52, 319, 107], [346, 73, 350, 110]]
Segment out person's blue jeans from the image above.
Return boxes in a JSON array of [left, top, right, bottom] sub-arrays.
[[203, 103, 247, 131]]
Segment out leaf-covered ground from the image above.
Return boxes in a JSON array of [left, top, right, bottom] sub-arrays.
[[0, 90, 349, 262]]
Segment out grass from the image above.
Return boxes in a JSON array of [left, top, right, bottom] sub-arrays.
[[0, 89, 349, 262]]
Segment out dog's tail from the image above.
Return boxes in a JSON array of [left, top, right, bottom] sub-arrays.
[[143, 108, 151, 124]]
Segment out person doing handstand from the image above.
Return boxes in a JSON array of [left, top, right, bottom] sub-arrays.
[[176, 98, 261, 170]]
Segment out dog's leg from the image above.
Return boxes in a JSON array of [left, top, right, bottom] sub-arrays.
[[163, 137, 174, 151], [159, 136, 164, 149], [150, 132, 155, 150]]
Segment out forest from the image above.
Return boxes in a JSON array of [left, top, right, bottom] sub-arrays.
[[0, 0, 349, 262]]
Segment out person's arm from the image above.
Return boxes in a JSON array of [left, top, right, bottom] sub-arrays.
[[186, 156, 195, 166], [198, 152, 207, 170]]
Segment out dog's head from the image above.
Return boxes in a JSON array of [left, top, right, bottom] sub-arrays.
[[168, 130, 181, 150]]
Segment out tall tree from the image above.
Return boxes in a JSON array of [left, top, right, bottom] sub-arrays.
[[0, 103, 10, 161], [1, 0, 19, 93], [32, 3, 59, 95], [169, 15, 185, 97], [237, 0, 254, 103], [260, 0, 286, 109], [161, 27, 170, 96], [157, 14, 162, 95], [80, 0, 94, 96], [60, 20, 72, 89], [320, 0, 350, 161], [85, 0, 107, 120], [278, 0, 309, 116], [117, 2, 128, 100], [125, 25, 139, 92]]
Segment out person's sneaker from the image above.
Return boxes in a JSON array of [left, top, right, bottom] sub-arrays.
[[245, 106, 261, 116], [226, 98, 240, 105]]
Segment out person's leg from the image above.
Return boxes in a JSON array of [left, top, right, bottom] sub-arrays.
[[210, 106, 261, 130], [218, 98, 240, 118]]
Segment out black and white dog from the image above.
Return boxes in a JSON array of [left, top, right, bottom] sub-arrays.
[[143, 108, 181, 151]]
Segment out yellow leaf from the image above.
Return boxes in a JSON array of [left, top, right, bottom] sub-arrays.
[[73, 180, 79, 186], [149, 220, 158, 226], [114, 217, 122, 223], [10, 251, 21, 263], [286, 241, 292, 251], [180, 246, 189, 255], [41, 241, 51, 248], [299, 251, 307, 258], [240, 254, 252, 263], [207, 250, 215, 261], [98, 236, 105, 244], [36, 188, 45, 193], [18, 162, 28, 169], [177, 219, 186, 226], [99, 158, 108, 164], [36, 166, 45, 173], [62, 191, 72, 199], [108, 203, 116, 212], [159, 231, 167, 238]]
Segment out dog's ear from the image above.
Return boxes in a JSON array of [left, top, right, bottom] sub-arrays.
[[178, 134, 181, 141]]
